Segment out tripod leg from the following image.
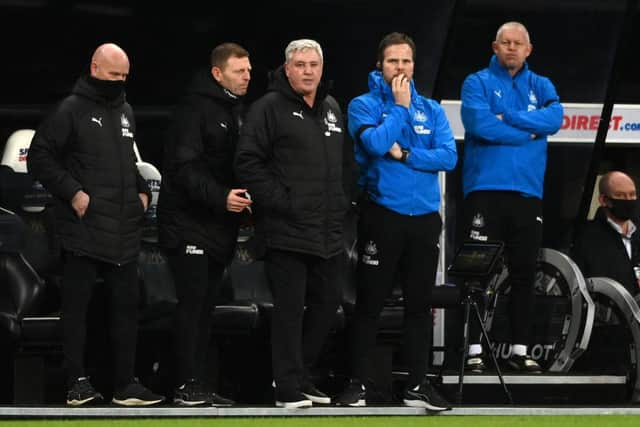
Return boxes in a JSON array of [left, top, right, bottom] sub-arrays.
[[472, 301, 513, 404], [456, 298, 472, 405], [436, 345, 447, 385]]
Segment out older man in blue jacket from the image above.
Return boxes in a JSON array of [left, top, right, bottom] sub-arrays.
[[336, 32, 456, 410], [460, 22, 563, 373]]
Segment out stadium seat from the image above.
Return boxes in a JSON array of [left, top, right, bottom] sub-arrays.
[[0, 208, 45, 341], [135, 160, 261, 334], [583, 276, 640, 403], [1, 130, 56, 276]]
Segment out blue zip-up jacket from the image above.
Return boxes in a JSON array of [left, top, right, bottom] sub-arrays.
[[349, 70, 457, 216], [461, 55, 563, 199]]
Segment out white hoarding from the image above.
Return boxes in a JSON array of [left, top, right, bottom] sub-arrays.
[[441, 100, 640, 144]]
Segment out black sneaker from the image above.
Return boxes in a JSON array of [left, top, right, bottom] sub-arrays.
[[174, 379, 235, 407], [209, 392, 234, 407], [335, 378, 366, 407], [66, 377, 103, 406], [300, 382, 330, 404], [275, 389, 312, 408], [465, 354, 486, 373], [112, 378, 165, 406], [403, 380, 451, 411], [507, 354, 542, 373], [174, 379, 209, 406]]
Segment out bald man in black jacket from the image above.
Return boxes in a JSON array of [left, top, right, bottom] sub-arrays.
[[572, 171, 640, 297], [28, 43, 163, 406]]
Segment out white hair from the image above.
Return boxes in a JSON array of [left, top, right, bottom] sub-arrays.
[[495, 21, 530, 44], [284, 39, 323, 63]]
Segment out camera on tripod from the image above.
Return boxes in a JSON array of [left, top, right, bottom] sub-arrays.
[[446, 240, 512, 404], [448, 240, 506, 300], [448, 240, 504, 284]]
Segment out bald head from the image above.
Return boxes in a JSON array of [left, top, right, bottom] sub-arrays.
[[599, 171, 637, 200], [90, 43, 130, 81], [492, 21, 532, 76], [495, 22, 530, 44], [598, 171, 638, 224]]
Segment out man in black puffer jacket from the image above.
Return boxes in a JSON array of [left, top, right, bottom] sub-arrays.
[[28, 43, 163, 406], [158, 43, 252, 406], [235, 39, 347, 408]]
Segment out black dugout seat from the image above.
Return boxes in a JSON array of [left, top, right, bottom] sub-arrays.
[[0, 130, 57, 278], [0, 208, 45, 341], [136, 160, 262, 335], [224, 218, 347, 333]]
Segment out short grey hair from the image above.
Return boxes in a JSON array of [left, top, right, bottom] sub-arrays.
[[495, 21, 530, 44], [284, 39, 323, 63]]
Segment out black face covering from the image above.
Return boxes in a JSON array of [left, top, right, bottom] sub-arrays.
[[606, 197, 638, 222], [88, 75, 125, 100]]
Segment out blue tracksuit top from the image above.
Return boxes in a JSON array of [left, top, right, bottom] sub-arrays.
[[461, 55, 563, 199], [348, 70, 457, 216]]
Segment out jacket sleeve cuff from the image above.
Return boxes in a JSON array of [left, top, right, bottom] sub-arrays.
[[60, 181, 83, 202], [216, 187, 231, 212], [136, 173, 152, 201], [502, 110, 516, 125]]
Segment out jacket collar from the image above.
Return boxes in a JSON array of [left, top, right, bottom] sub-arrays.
[[596, 206, 638, 238], [72, 75, 126, 107], [188, 68, 242, 106], [488, 54, 529, 81]]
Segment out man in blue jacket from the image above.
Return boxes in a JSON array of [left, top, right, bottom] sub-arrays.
[[460, 22, 563, 373], [336, 32, 456, 410]]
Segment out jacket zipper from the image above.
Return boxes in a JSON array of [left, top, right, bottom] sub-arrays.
[[315, 103, 330, 258], [113, 109, 125, 266]]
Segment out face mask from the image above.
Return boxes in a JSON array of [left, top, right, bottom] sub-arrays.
[[88, 75, 125, 100], [607, 197, 638, 221]]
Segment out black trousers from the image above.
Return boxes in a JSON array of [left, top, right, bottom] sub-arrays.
[[61, 252, 139, 388], [462, 191, 543, 346], [265, 249, 341, 392], [350, 202, 441, 388], [168, 243, 225, 385]]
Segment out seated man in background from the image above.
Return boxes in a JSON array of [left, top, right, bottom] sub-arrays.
[[572, 171, 640, 297]]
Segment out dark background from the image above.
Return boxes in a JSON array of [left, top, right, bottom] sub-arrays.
[[2, 0, 640, 250]]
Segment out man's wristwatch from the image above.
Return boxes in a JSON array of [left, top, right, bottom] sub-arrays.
[[400, 149, 410, 163]]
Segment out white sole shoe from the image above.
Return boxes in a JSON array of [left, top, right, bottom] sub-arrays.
[[403, 398, 449, 411], [112, 398, 164, 406], [275, 399, 313, 408], [302, 393, 331, 404]]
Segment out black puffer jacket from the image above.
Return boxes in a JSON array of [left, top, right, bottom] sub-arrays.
[[158, 69, 244, 263], [27, 75, 150, 264], [235, 67, 347, 259], [571, 207, 640, 296]]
